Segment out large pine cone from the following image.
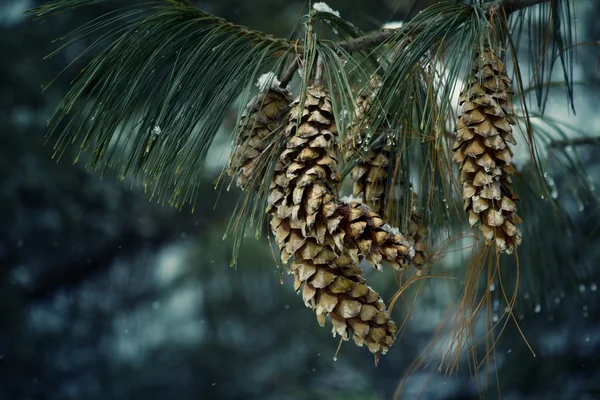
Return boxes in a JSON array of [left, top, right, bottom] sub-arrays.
[[267, 86, 414, 356], [453, 43, 522, 254]]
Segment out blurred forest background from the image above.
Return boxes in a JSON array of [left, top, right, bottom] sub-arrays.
[[1, 0, 600, 399]]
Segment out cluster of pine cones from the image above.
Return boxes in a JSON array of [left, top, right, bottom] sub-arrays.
[[226, 42, 520, 358]]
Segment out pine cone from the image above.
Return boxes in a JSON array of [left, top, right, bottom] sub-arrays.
[[268, 86, 413, 270], [228, 87, 292, 189], [270, 214, 397, 355], [348, 76, 429, 268], [338, 200, 413, 271], [404, 191, 429, 268], [267, 86, 405, 355], [348, 75, 381, 142], [350, 131, 390, 210], [453, 44, 522, 254]]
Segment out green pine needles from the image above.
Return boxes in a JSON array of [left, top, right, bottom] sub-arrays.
[[31, 0, 599, 395]]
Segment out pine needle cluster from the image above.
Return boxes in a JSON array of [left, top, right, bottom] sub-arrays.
[[32, 0, 596, 380]]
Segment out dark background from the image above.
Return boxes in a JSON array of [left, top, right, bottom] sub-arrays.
[[1, 0, 600, 399]]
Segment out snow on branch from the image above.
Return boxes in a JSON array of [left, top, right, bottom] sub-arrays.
[[312, 2, 340, 18]]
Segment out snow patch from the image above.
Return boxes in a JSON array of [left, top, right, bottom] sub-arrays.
[[381, 223, 400, 235], [382, 21, 404, 30], [313, 2, 340, 18], [340, 194, 362, 204], [255, 72, 290, 94]]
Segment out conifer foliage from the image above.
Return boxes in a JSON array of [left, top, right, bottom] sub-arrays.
[[32, 0, 593, 375]]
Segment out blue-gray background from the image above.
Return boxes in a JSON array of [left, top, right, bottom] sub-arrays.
[[1, 0, 599, 399]]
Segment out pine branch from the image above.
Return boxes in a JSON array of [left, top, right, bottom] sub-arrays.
[[278, 0, 553, 84], [34, 0, 566, 212], [336, 0, 551, 52]]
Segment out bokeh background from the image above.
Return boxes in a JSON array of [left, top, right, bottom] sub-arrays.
[[1, 0, 600, 399]]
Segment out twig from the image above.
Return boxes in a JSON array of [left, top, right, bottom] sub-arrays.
[[314, 53, 324, 86], [338, 30, 397, 53], [279, 57, 301, 88], [335, 0, 551, 53], [277, 0, 550, 85]]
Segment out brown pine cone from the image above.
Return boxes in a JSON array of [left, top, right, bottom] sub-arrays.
[[453, 43, 522, 254], [228, 83, 292, 189], [267, 85, 401, 356], [347, 75, 429, 268]]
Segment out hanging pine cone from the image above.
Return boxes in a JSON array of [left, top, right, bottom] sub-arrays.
[[268, 86, 414, 271], [404, 190, 429, 268], [270, 211, 398, 355], [227, 80, 292, 189], [348, 75, 381, 147], [267, 85, 414, 356], [347, 76, 429, 268], [350, 131, 389, 210], [453, 43, 522, 254]]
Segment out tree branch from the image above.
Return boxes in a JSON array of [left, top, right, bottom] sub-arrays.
[[336, 0, 551, 53], [277, 0, 552, 85]]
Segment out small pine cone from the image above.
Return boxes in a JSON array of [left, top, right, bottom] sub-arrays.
[[228, 86, 292, 189], [346, 76, 390, 218], [351, 149, 429, 269], [267, 86, 398, 355], [350, 131, 390, 211], [453, 43, 522, 254], [347, 76, 429, 269], [349, 75, 381, 140], [405, 191, 428, 268]]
